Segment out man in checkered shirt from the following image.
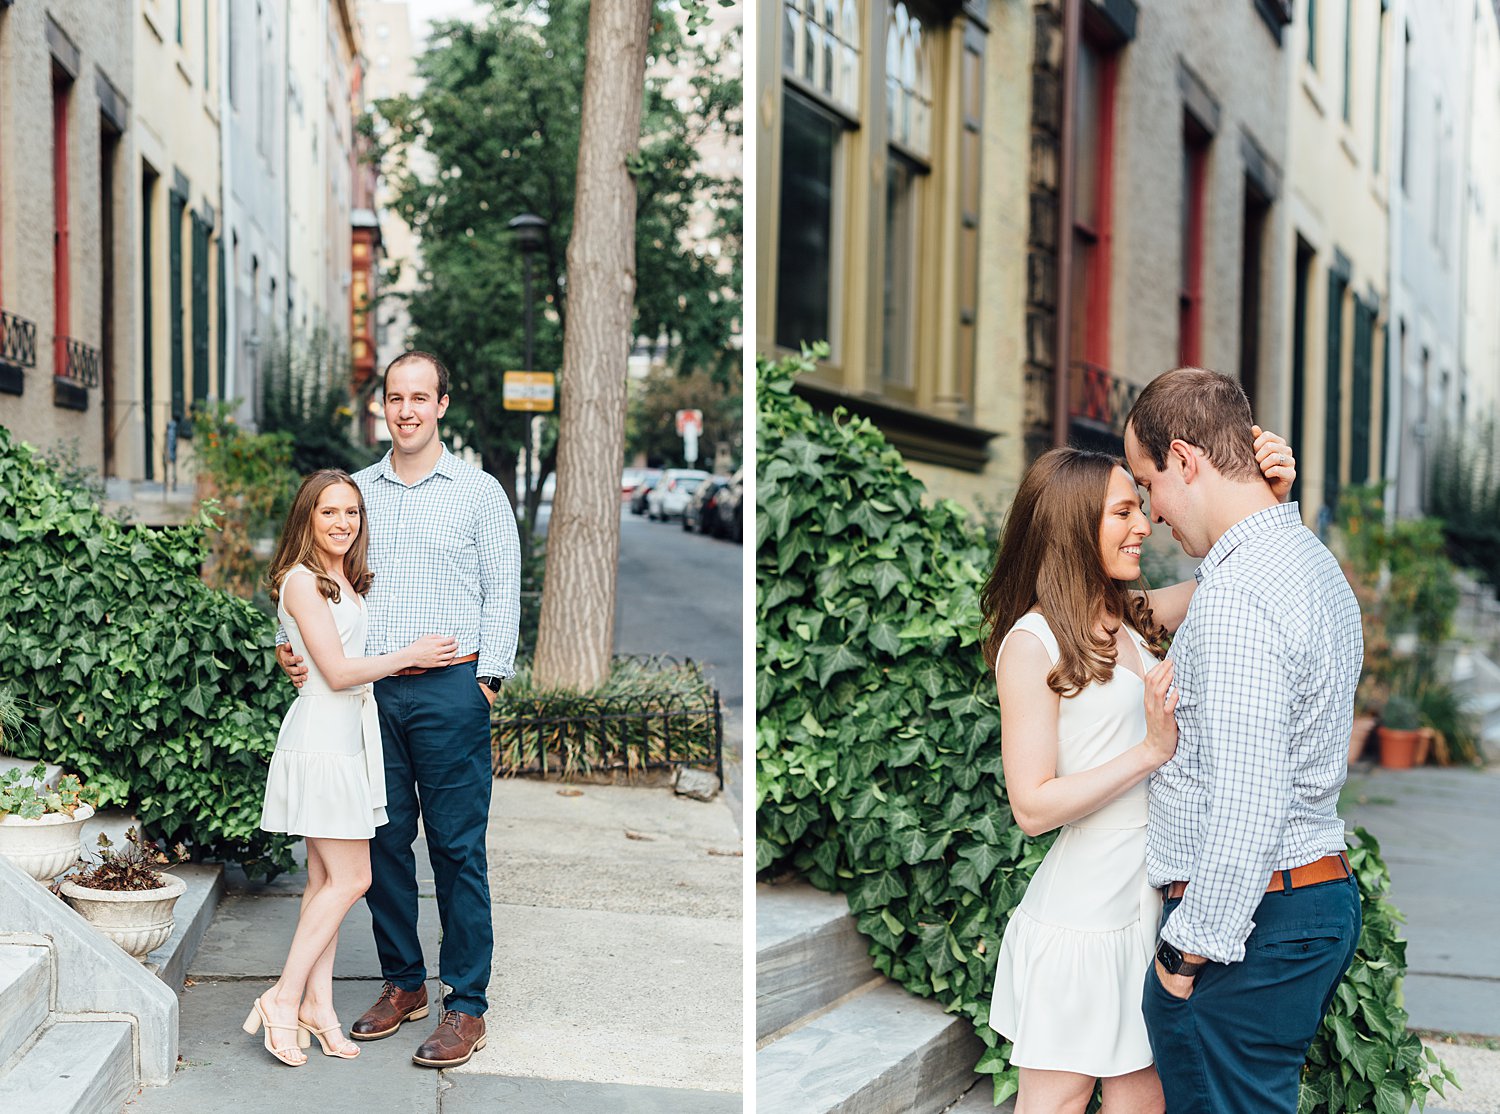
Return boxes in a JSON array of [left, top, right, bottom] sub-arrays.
[[278, 351, 520, 1069], [1123, 368, 1363, 1114]]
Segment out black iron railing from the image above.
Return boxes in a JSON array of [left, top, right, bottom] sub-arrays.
[[491, 655, 724, 787], [1, 309, 38, 368], [1070, 359, 1140, 437], [56, 336, 101, 388]]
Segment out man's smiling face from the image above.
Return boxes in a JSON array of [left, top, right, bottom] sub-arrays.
[[1124, 424, 1210, 559], [383, 358, 449, 457]]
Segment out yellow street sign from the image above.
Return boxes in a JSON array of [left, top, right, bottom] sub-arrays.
[[503, 370, 556, 412]]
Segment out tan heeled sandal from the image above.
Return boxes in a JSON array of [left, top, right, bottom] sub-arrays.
[[298, 1014, 361, 1059], [242, 996, 311, 1066]]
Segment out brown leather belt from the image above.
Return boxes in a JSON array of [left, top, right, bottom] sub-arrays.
[[1162, 852, 1351, 902], [393, 652, 477, 677]]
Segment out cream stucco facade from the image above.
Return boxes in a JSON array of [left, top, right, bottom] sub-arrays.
[[134, 0, 226, 486], [1283, 0, 1392, 528]]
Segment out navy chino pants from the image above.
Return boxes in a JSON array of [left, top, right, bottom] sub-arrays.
[[368, 661, 494, 1017], [1142, 874, 1361, 1114]]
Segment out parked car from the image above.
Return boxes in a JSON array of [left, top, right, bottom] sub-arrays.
[[621, 467, 658, 501], [646, 469, 710, 521], [713, 469, 743, 543], [683, 476, 732, 534], [629, 473, 661, 515]]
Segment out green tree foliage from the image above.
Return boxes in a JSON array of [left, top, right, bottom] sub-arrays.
[[364, 0, 741, 493], [626, 364, 742, 468], [756, 350, 1450, 1109], [0, 427, 297, 878]]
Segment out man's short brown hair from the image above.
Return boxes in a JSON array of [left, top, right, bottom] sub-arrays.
[[1126, 366, 1260, 481], [384, 350, 450, 399]]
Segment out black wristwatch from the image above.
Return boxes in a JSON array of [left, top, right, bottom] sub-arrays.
[[477, 676, 502, 694], [1156, 939, 1208, 978]]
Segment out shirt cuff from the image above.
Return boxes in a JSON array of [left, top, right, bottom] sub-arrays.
[[1161, 910, 1248, 966], [274, 627, 289, 648], [477, 660, 514, 682]]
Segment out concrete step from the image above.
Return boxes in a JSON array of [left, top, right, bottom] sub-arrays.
[[943, 1081, 1017, 1112], [756, 981, 986, 1114], [756, 881, 878, 1040], [0, 943, 50, 1069], [142, 864, 224, 992], [0, 1020, 134, 1114]]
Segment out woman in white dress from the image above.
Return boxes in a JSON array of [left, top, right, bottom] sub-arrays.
[[243, 469, 458, 1067], [980, 431, 1294, 1113]]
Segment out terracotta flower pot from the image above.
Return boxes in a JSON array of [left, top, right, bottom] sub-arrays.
[[1349, 715, 1378, 765], [60, 871, 187, 960], [1377, 726, 1422, 769], [0, 803, 95, 881]]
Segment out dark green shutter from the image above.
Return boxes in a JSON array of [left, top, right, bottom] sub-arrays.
[[191, 213, 209, 405], [169, 189, 185, 420], [1350, 299, 1374, 485], [1324, 271, 1345, 514], [216, 237, 226, 400], [142, 180, 154, 479]]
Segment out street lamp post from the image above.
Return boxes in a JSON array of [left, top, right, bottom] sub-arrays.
[[508, 213, 549, 529]]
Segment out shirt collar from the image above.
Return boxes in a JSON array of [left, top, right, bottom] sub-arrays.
[[375, 444, 458, 487], [1194, 501, 1302, 584]]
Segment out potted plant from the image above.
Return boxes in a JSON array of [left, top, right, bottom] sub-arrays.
[[0, 762, 97, 882], [1377, 694, 1423, 769], [60, 828, 188, 960]]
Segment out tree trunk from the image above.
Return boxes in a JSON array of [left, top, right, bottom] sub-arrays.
[[530, 0, 651, 692]]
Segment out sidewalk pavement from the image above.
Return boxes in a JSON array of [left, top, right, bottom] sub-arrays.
[[1341, 763, 1500, 1114], [124, 778, 743, 1114]]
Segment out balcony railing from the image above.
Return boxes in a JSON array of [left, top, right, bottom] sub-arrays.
[[52, 335, 101, 411], [1069, 359, 1141, 437], [55, 336, 101, 389], [0, 309, 38, 396]]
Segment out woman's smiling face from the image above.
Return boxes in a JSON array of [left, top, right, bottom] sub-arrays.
[[1098, 465, 1151, 581]]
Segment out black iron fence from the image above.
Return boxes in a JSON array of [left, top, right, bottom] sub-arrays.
[[0, 309, 36, 396], [491, 655, 724, 786], [56, 336, 101, 388]]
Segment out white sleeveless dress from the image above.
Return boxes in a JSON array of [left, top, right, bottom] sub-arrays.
[[259, 565, 388, 840], [987, 611, 1162, 1077]]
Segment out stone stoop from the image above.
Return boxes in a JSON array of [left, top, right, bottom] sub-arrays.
[[757, 880, 991, 1114], [0, 855, 224, 1113], [0, 940, 135, 1114]]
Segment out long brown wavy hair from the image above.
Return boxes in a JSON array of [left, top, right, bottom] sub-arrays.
[[267, 469, 374, 605], [980, 448, 1166, 696]]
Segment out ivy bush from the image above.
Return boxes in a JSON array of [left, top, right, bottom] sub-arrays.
[[0, 426, 297, 878], [755, 348, 1450, 1110]]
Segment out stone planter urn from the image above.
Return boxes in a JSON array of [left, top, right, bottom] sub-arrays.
[[60, 872, 187, 960], [0, 803, 95, 881], [1377, 726, 1422, 769]]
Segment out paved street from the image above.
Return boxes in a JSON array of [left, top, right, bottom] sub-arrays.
[[125, 781, 742, 1114], [1341, 764, 1500, 1113], [612, 505, 745, 823], [536, 500, 745, 824]]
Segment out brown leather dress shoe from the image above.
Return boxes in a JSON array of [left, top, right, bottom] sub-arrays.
[[349, 982, 430, 1041], [411, 1009, 487, 1068]]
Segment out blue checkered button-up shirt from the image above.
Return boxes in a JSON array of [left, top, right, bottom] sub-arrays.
[[277, 447, 522, 681], [353, 448, 521, 681], [1147, 502, 1363, 964]]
